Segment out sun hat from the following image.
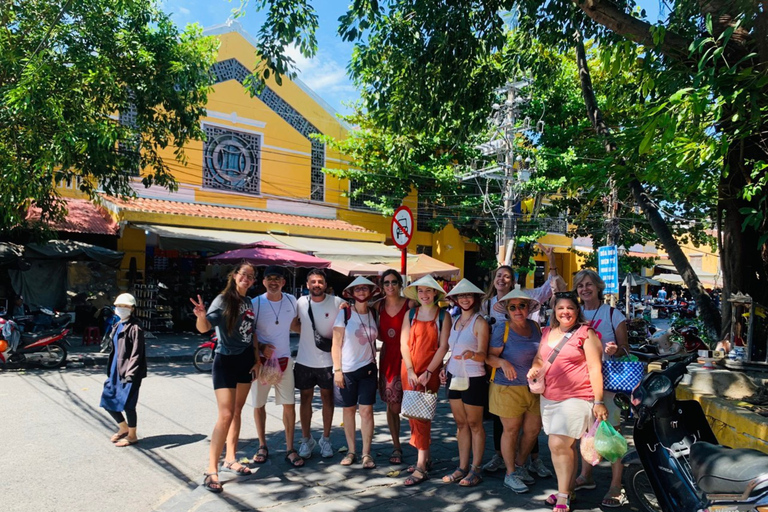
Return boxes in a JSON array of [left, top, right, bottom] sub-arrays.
[[404, 275, 446, 302], [114, 293, 137, 307], [445, 278, 485, 298], [498, 287, 540, 313], [342, 276, 381, 298]]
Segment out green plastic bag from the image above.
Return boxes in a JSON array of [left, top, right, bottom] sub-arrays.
[[594, 420, 628, 463]]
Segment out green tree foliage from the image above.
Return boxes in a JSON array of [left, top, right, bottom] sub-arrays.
[[0, 0, 218, 237]]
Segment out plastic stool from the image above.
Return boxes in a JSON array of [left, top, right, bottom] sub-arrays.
[[83, 326, 101, 346]]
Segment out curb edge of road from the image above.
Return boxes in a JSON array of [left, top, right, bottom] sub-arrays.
[[66, 354, 193, 367]]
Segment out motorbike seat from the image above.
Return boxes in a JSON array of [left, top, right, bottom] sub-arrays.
[[690, 442, 768, 496]]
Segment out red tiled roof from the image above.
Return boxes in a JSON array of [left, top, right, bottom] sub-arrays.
[[26, 198, 118, 235], [101, 196, 375, 233]]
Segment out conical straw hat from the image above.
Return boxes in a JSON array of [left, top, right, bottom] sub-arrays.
[[404, 274, 446, 302], [498, 287, 540, 313], [342, 275, 381, 298], [445, 278, 484, 297]]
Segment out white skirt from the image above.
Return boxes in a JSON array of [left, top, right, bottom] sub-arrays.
[[541, 396, 593, 439]]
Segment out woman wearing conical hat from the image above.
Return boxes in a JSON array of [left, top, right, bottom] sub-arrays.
[[440, 279, 489, 487], [400, 274, 452, 486]]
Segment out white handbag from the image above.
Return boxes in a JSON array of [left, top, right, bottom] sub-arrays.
[[401, 387, 437, 421], [448, 359, 469, 391]]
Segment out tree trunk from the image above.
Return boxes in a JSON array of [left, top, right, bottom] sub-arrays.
[[574, 32, 722, 341]]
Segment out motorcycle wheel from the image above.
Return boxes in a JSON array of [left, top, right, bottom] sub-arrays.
[[193, 346, 214, 373], [38, 343, 67, 368], [624, 464, 662, 512]]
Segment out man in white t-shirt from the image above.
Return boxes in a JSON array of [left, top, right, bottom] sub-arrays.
[[291, 269, 343, 459], [250, 266, 302, 467]]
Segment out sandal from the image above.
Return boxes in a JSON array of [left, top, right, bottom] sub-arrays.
[[574, 474, 597, 490], [115, 438, 139, 447], [340, 453, 357, 466], [550, 492, 570, 512], [441, 467, 468, 483], [362, 454, 376, 469], [602, 486, 626, 508], [458, 466, 483, 487], [407, 459, 433, 473], [110, 431, 129, 443], [203, 472, 223, 494], [221, 460, 252, 475], [404, 467, 429, 486], [253, 446, 268, 464], [389, 449, 403, 465], [284, 449, 305, 468], [545, 493, 574, 506]]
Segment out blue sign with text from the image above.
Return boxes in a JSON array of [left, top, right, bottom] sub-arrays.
[[598, 245, 619, 295]]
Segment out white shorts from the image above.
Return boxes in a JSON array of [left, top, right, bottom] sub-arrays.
[[541, 397, 593, 439], [251, 358, 297, 408]]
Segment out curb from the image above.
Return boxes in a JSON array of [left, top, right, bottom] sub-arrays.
[[65, 353, 194, 368]]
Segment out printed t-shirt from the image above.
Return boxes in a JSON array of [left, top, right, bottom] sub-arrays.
[[490, 319, 541, 386], [333, 308, 377, 373], [206, 294, 254, 355], [252, 293, 298, 359], [295, 294, 343, 368], [582, 304, 626, 348]]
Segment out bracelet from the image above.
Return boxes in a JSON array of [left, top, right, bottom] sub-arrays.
[[594, 400, 604, 405], [334, 369, 342, 373], [425, 369, 432, 375], [407, 366, 414, 371]]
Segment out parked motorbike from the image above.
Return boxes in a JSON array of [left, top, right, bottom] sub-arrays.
[[0, 316, 70, 368], [13, 306, 71, 333], [677, 299, 697, 319], [673, 324, 709, 353], [193, 332, 217, 373], [617, 354, 768, 512]]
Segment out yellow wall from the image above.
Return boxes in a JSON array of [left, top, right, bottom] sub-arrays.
[[116, 227, 147, 291]]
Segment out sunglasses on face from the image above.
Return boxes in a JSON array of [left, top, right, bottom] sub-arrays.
[[353, 286, 371, 293], [382, 280, 400, 286], [507, 303, 529, 311]]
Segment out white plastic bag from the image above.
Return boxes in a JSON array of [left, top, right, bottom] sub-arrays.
[[449, 358, 469, 391]]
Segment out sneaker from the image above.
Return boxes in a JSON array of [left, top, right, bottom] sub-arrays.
[[528, 458, 553, 478], [514, 465, 535, 485], [298, 437, 316, 459], [503, 473, 530, 493], [482, 453, 505, 473], [318, 436, 333, 458]]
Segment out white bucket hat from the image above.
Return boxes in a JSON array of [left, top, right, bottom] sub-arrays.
[[404, 275, 446, 302], [342, 276, 381, 299], [499, 288, 540, 313], [114, 293, 136, 307], [445, 278, 485, 298]]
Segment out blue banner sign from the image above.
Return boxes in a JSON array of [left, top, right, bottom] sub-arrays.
[[598, 245, 619, 295]]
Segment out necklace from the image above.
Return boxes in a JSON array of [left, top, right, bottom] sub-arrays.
[[354, 309, 376, 358], [266, 295, 283, 325]]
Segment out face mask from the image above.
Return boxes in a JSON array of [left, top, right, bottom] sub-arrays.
[[115, 307, 132, 320]]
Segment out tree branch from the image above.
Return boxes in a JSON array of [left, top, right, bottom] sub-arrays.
[[577, 0, 692, 62]]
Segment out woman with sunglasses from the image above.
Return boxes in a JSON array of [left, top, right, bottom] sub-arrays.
[[573, 269, 630, 507], [190, 262, 260, 493], [440, 279, 489, 487], [400, 274, 452, 486], [527, 291, 607, 512], [486, 289, 543, 494], [376, 269, 414, 465]]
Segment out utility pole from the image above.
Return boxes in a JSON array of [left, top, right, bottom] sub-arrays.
[[458, 78, 543, 265]]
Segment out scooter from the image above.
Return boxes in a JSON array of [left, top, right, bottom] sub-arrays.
[[13, 306, 72, 333], [0, 316, 70, 368], [618, 354, 768, 512], [193, 332, 217, 373]]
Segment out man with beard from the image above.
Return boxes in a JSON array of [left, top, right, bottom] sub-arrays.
[[291, 269, 343, 459], [250, 266, 302, 467]]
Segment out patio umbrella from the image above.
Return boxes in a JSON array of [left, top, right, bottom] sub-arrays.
[[208, 246, 331, 269]]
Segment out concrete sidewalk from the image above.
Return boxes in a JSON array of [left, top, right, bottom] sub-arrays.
[[153, 388, 625, 512], [65, 331, 206, 367]]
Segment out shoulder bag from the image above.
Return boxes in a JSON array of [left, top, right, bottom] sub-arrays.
[[528, 325, 579, 394], [306, 297, 333, 352]]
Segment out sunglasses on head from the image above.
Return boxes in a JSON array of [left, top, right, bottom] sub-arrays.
[[506, 302, 529, 311], [554, 291, 579, 300]]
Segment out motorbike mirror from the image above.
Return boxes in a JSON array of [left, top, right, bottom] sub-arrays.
[[614, 392, 632, 411]]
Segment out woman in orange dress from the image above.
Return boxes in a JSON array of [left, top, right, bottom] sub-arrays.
[[400, 275, 451, 486]]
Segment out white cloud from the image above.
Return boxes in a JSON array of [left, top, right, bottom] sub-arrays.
[[179, 6, 191, 15], [285, 44, 356, 94]]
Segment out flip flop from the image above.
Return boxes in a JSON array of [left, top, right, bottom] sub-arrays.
[[110, 432, 129, 443], [115, 438, 139, 447]]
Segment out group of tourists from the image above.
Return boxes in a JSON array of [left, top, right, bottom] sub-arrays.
[[98, 245, 631, 512]]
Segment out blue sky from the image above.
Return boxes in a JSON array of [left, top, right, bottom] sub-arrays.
[[160, 1, 664, 117]]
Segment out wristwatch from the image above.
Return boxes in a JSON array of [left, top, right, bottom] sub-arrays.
[[333, 368, 342, 373]]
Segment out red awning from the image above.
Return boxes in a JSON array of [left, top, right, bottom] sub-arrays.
[[26, 198, 118, 235], [208, 246, 331, 269]]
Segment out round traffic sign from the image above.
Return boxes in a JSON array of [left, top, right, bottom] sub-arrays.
[[391, 206, 414, 249]]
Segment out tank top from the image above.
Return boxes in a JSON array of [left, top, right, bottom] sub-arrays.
[[446, 313, 485, 377], [378, 300, 409, 382]]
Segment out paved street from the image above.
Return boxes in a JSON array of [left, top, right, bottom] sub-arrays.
[[0, 359, 625, 512]]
